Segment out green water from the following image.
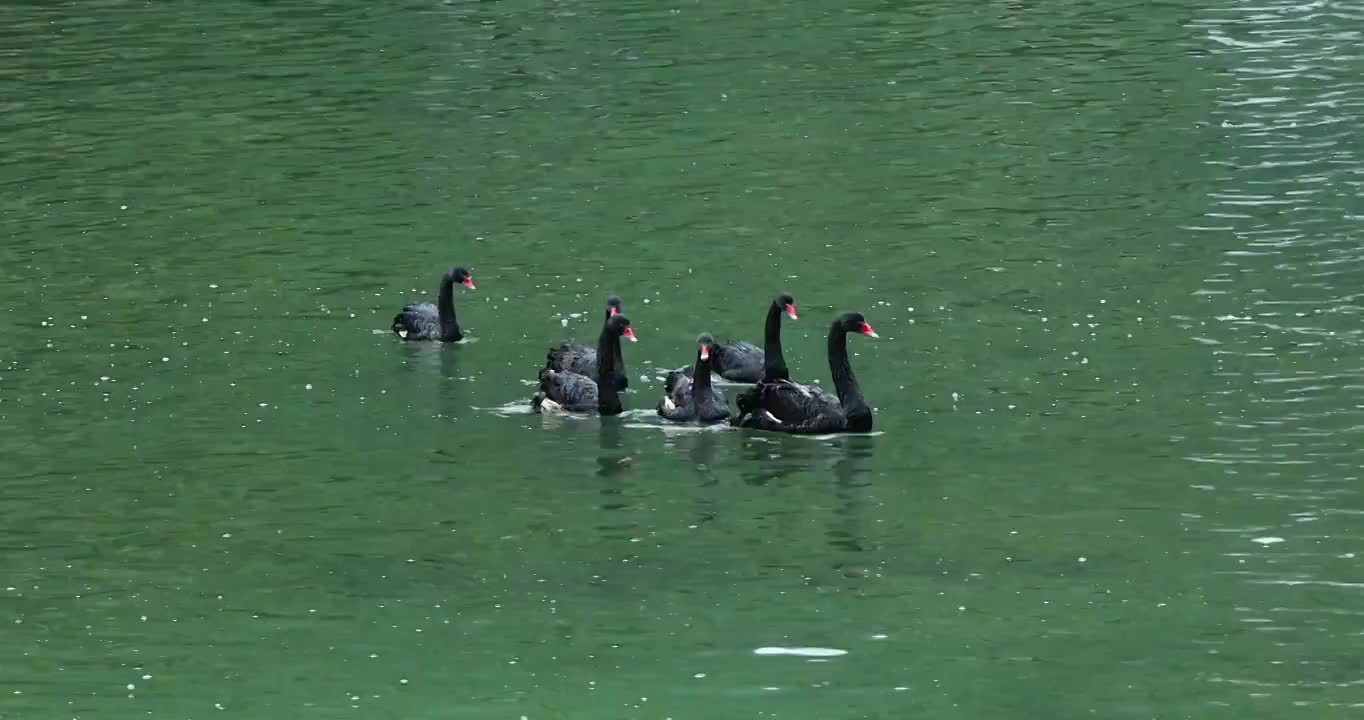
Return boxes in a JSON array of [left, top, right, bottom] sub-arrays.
[[4, 0, 1363, 717]]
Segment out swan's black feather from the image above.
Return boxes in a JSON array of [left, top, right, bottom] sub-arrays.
[[733, 380, 846, 433], [392, 303, 442, 340], [709, 341, 763, 383], [534, 368, 598, 412]]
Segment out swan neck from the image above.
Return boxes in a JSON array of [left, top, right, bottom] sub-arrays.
[[763, 301, 789, 381], [437, 275, 461, 340], [692, 350, 714, 397], [596, 325, 622, 414], [828, 324, 868, 417]]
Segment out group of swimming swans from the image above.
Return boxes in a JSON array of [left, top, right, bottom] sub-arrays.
[[391, 267, 879, 435]]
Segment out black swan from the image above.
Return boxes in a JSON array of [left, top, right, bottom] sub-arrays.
[[391, 267, 476, 342], [696, 293, 797, 383], [658, 334, 732, 423], [545, 295, 628, 391], [532, 314, 637, 416], [732, 312, 878, 434]]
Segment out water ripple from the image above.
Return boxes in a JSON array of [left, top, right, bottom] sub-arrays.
[[1187, 0, 1364, 709]]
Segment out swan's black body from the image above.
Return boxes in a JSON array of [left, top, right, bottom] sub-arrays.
[[698, 294, 797, 383], [392, 267, 475, 342], [732, 312, 878, 435], [658, 334, 731, 423], [545, 296, 628, 391], [532, 314, 636, 416]]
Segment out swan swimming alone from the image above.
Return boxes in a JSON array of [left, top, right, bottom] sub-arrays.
[[391, 266, 476, 342]]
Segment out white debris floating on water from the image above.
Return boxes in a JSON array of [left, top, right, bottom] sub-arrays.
[[753, 647, 848, 657], [1252, 536, 1285, 545]]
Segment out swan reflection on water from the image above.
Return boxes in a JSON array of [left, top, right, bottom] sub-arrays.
[[595, 417, 633, 481], [390, 266, 475, 342], [594, 418, 647, 546], [829, 435, 875, 556]]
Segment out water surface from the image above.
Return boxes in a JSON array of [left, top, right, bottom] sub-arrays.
[[3, 0, 1363, 718]]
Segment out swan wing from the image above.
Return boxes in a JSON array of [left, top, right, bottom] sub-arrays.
[[541, 371, 598, 411], [733, 380, 844, 433]]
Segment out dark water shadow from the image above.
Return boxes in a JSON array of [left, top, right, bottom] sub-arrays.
[[685, 430, 721, 527], [735, 433, 815, 487], [827, 435, 875, 564], [435, 345, 464, 419], [594, 418, 642, 543]]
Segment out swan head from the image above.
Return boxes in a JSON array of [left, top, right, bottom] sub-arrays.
[[696, 333, 716, 361], [447, 266, 475, 290], [774, 293, 798, 320], [605, 295, 623, 317], [606, 314, 637, 342], [838, 312, 879, 339]]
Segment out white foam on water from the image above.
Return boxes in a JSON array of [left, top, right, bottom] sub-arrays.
[[789, 431, 886, 441], [623, 421, 735, 436], [753, 647, 847, 658], [479, 402, 539, 416]]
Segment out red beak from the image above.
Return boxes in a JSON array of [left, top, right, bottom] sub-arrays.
[[784, 303, 798, 320], [461, 277, 476, 289], [609, 307, 620, 316], [623, 326, 638, 342], [699, 345, 710, 360], [860, 321, 879, 338]]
